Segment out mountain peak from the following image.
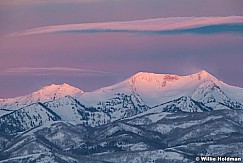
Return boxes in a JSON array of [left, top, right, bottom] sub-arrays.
[[36, 83, 84, 98], [0, 83, 84, 111], [121, 70, 221, 103], [192, 70, 218, 82], [197, 70, 212, 77], [45, 83, 75, 90], [198, 70, 210, 75]]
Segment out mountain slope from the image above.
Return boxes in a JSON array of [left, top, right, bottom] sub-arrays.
[[151, 96, 213, 113], [1, 109, 242, 163], [0, 103, 61, 134], [0, 93, 150, 133], [192, 80, 243, 110]]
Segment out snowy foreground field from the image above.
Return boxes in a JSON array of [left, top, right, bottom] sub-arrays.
[[0, 71, 243, 162]]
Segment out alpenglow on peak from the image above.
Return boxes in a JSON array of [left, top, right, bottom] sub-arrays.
[[32, 83, 84, 99], [129, 70, 218, 84]]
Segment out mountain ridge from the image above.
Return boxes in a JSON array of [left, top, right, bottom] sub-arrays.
[[0, 70, 243, 162], [0, 70, 240, 101], [1, 70, 242, 123], [1, 70, 243, 114]]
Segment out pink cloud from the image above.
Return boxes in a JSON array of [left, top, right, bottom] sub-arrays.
[[8, 16, 243, 37], [0, 67, 113, 77]]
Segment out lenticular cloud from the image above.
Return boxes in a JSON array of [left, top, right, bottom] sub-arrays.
[[9, 16, 243, 36]]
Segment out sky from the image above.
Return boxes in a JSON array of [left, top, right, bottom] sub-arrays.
[[0, 0, 243, 98]]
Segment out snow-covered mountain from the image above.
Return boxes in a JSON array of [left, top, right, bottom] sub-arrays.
[[1, 70, 243, 128], [1, 110, 242, 162], [77, 70, 243, 111], [77, 70, 239, 104], [0, 83, 83, 114], [0, 70, 243, 162]]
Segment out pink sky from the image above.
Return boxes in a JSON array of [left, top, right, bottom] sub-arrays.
[[0, 0, 243, 98]]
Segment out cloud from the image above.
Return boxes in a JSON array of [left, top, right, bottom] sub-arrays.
[[0, 67, 114, 77], [8, 16, 243, 36]]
